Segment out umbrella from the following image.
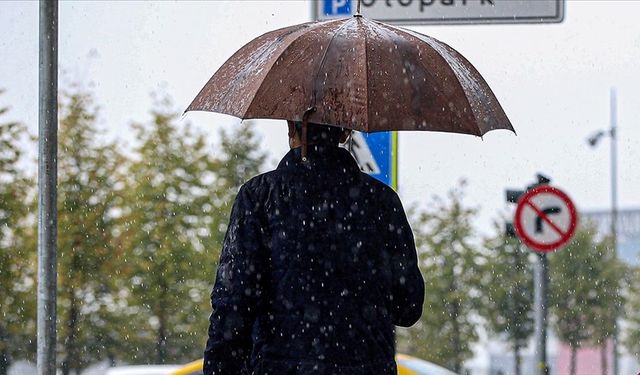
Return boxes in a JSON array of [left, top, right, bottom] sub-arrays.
[[186, 13, 514, 155]]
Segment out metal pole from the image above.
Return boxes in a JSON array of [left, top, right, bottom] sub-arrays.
[[610, 88, 619, 375], [534, 252, 549, 375], [37, 1, 58, 375]]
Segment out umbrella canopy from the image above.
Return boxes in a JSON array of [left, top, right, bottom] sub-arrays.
[[187, 15, 514, 137]]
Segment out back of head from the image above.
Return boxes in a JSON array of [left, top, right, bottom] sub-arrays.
[[295, 122, 345, 145]]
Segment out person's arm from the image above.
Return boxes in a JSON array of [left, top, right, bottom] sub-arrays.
[[204, 185, 267, 375], [386, 192, 424, 327]]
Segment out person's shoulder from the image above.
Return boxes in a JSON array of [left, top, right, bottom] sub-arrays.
[[358, 173, 408, 216], [360, 173, 399, 198], [239, 169, 283, 196]]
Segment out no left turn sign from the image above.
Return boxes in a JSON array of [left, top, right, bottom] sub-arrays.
[[514, 185, 578, 253]]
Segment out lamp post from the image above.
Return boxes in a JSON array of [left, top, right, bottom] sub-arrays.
[[586, 88, 618, 375]]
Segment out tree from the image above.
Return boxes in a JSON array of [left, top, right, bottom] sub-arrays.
[[397, 183, 482, 373], [206, 120, 266, 252], [56, 86, 125, 374], [0, 90, 36, 375], [549, 226, 623, 375], [480, 223, 534, 375], [588, 234, 625, 375], [119, 93, 223, 364], [120, 98, 267, 364], [624, 266, 640, 359]]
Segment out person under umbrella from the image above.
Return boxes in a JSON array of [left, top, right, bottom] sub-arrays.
[[192, 8, 514, 375], [204, 121, 424, 374]]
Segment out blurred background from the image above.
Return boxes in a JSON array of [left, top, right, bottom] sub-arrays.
[[1, 1, 639, 374]]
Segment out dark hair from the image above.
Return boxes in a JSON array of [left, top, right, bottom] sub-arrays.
[[294, 122, 345, 145]]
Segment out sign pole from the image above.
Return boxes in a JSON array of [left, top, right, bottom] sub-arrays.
[[534, 252, 549, 375], [391, 131, 398, 191], [37, 1, 58, 375], [511, 181, 577, 375]]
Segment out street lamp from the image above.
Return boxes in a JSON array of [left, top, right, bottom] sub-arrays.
[[586, 88, 619, 375], [587, 130, 609, 147]]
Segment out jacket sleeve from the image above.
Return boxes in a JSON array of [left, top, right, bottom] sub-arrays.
[[386, 192, 424, 327], [204, 185, 268, 375]]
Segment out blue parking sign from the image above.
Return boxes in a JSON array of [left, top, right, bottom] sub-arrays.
[[323, 0, 352, 16]]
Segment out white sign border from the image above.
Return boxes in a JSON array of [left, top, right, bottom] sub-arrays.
[[313, 0, 565, 25]]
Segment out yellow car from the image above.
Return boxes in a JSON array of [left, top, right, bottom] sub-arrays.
[[169, 354, 457, 375]]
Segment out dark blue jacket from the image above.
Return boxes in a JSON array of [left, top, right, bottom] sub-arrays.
[[204, 145, 424, 375]]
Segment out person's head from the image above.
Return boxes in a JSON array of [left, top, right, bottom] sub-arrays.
[[287, 121, 351, 149]]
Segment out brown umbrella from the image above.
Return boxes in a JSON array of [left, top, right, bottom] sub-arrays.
[[187, 15, 514, 138]]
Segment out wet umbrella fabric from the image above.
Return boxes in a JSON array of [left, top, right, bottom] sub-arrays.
[[187, 16, 514, 136]]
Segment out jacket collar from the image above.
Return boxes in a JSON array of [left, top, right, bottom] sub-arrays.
[[277, 144, 361, 175]]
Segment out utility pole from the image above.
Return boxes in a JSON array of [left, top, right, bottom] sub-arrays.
[[37, 1, 58, 375], [587, 88, 619, 375], [610, 88, 619, 375]]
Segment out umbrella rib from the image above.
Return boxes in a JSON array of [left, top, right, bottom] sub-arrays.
[[390, 25, 513, 135], [376, 21, 483, 136], [362, 19, 370, 133], [311, 19, 352, 109], [186, 23, 309, 116], [243, 19, 345, 120]]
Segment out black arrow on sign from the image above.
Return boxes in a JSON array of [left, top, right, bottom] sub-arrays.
[[535, 207, 561, 234]]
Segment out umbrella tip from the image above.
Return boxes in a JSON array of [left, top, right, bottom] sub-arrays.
[[355, 0, 362, 16]]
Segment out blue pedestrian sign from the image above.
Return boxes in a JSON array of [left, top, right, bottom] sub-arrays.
[[347, 131, 398, 190], [323, 0, 352, 17]]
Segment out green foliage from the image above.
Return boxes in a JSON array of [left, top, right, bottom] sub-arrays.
[[118, 95, 266, 364], [56, 87, 125, 374], [0, 90, 36, 375], [624, 266, 640, 357], [206, 120, 266, 251], [397, 183, 481, 373], [118, 94, 266, 364], [119, 93, 214, 363], [479, 223, 534, 375], [588, 235, 625, 350], [549, 225, 624, 367], [1, 83, 267, 370]]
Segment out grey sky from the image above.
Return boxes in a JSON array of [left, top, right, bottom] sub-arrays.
[[1, 0, 639, 235]]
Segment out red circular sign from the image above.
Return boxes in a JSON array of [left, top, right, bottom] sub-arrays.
[[514, 185, 578, 253]]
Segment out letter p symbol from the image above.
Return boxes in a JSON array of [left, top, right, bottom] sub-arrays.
[[325, 0, 351, 16]]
